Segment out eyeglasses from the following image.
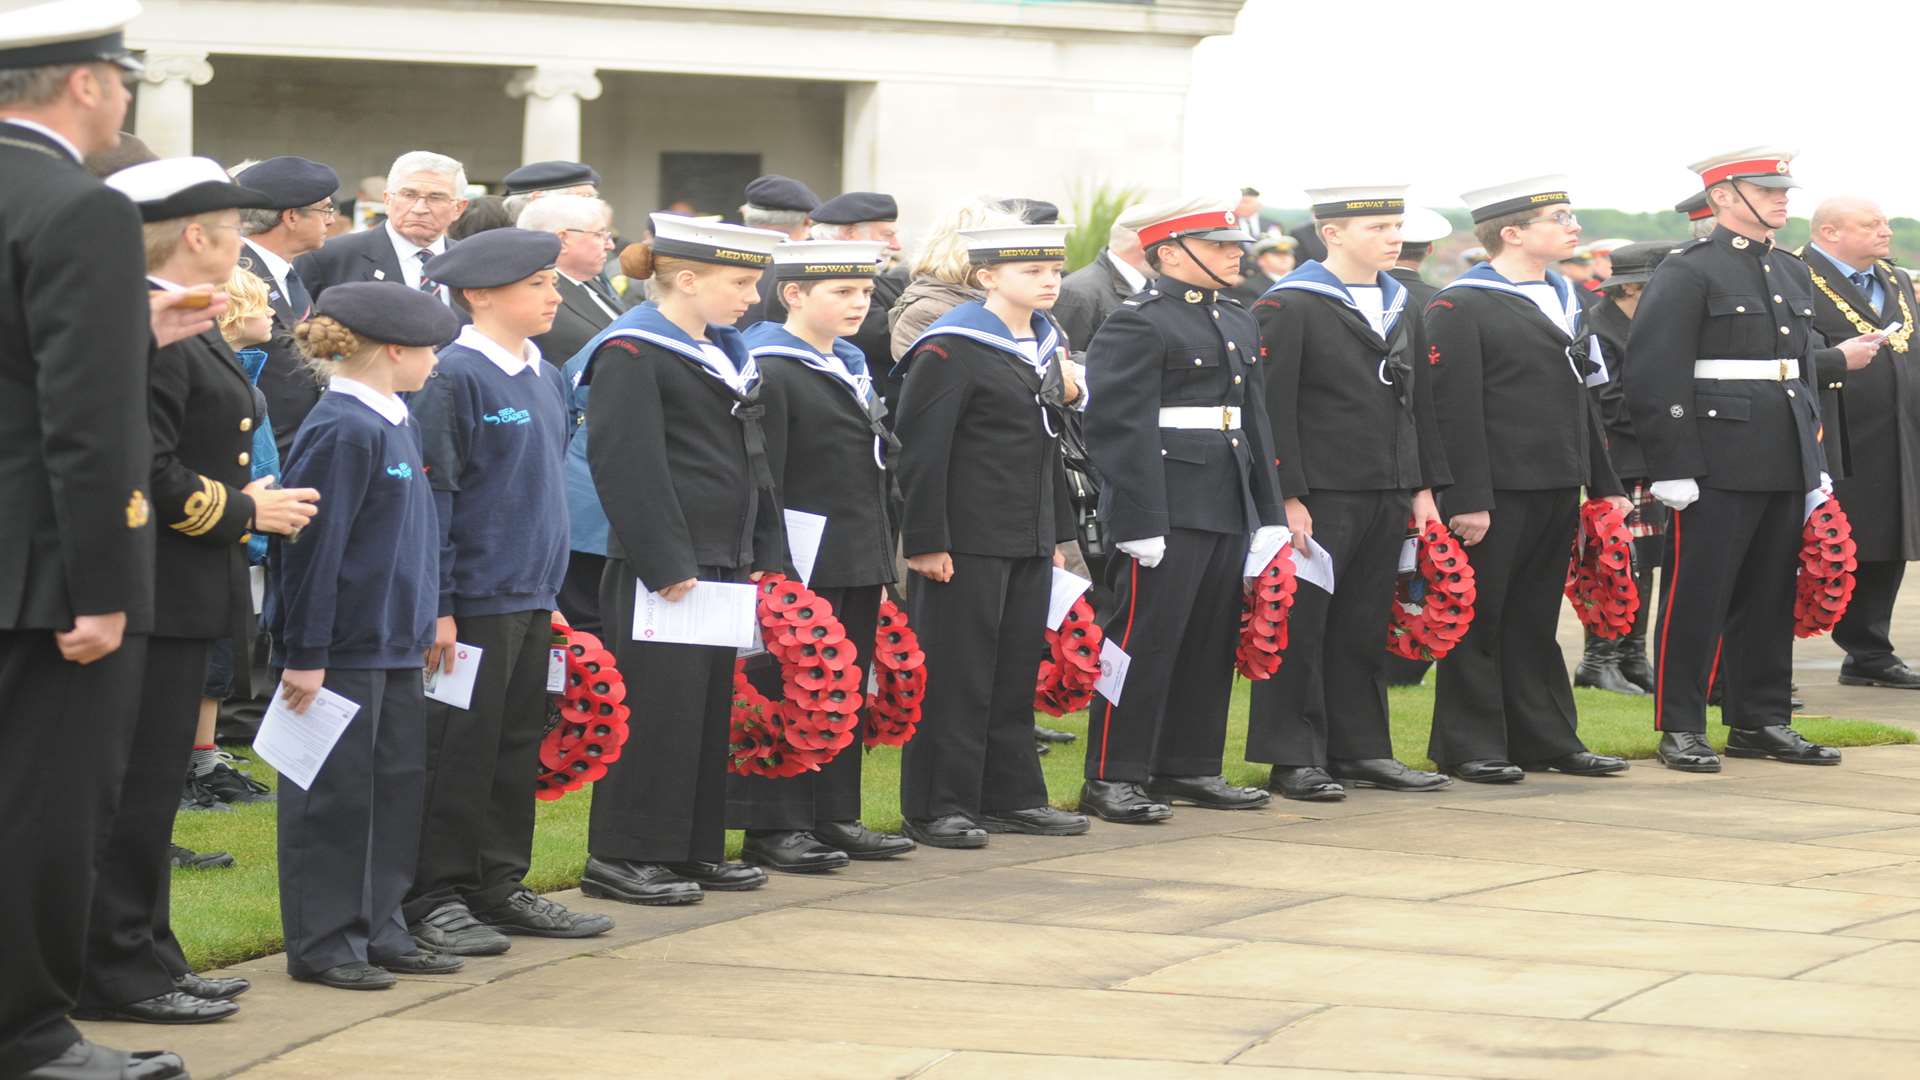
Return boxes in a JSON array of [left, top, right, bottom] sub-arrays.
[[1520, 211, 1580, 229], [294, 204, 338, 220], [560, 228, 613, 242], [390, 189, 457, 209]]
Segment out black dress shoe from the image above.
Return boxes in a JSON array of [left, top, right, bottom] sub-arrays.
[[72, 990, 238, 1024], [1269, 766, 1345, 802], [1840, 661, 1920, 690], [1328, 758, 1451, 791], [903, 814, 988, 849], [1034, 724, 1078, 743], [176, 775, 231, 813], [1079, 779, 1174, 824], [292, 961, 395, 991], [1521, 751, 1629, 776], [410, 899, 512, 956], [199, 761, 275, 803], [742, 830, 852, 873], [1146, 774, 1272, 810], [21, 1040, 186, 1080], [663, 860, 768, 891], [375, 949, 465, 975], [169, 844, 232, 870], [474, 888, 616, 936], [579, 857, 703, 906], [1448, 759, 1524, 784], [1726, 725, 1842, 765], [813, 819, 916, 859], [173, 971, 248, 1000], [977, 805, 1091, 835], [1656, 731, 1722, 772], [1033, 739, 1051, 755]]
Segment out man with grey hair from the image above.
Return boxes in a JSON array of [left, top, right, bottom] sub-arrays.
[[294, 149, 469, 320], [1056, 219, 1150, 351], [501, 159, 599, 224], [230, 155, 339, 454], [739, 173, 818, 240], [519, 193, 624, 365]]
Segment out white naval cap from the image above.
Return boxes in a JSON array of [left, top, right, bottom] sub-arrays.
[[1119, 195, 1249, 249], [1460, 175, 1573, 224], [769, 239, 887, 279], [106, 156, 276, 223], [1305, 185, 1409, 220], [958, 223, 1071, 264], [1399, 206, 1454, 245], [0, 0, 144, 73], [648, 213, 784, 267], [1688, 147, 1799, 190]]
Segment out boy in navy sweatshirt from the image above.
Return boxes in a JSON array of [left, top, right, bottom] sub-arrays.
[[268, 282, 462, 990], [403, 230, 613, 953]]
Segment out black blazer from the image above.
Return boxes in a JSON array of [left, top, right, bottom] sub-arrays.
[[293, 227, 466, 336], [534, 274, 622, 368], [239, 244, 324, 459], [758, 353, 897, 588], [1054, 251, 1135, 352], [0, 124, 155, 631], [148, 326, 259, 640], [1586, 295, 1647, 481]]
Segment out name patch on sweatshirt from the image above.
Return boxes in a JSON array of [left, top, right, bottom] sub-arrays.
[[386, 463, 414, 479], [483, 406, 532, 426]]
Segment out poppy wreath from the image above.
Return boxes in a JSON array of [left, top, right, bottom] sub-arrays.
[[535, 618, 632, 801], [1795, 498, 1858, 638], [1236, 544, 1299, 680], [1035, 596, 1103, 716], [866, 597, 925, 747], [1565, 498, 1640, 639], [1385, 518, 1477, 662], [727, 573, 865, 778]]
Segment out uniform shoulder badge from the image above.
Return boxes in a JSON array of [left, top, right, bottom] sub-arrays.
[[1184, 289, 1204, 304], [125, 489, 149, 529]]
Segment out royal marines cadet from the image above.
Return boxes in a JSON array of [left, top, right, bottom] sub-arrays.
[[0, 4, 188, 1076], [894, 222, 1090, 847], [232, 154, 340, 458], [726, 240, 916, 870], [73, 158, 320, 1026], [1245, 186, 1452, 802], [1078, 196, 1286, 823], [1627, 149, 1862, 771], [1425, 176, 1629, 783], [575, 215, 789, 905]]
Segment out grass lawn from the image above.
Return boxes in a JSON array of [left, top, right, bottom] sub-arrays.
[[173, 679, 1913, 971]]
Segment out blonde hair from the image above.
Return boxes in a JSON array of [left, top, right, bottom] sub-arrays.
[[907, 201, 1022, 285], [217, 268, 272, 344], [619, 241, 729, 298], [292, 315, 381, 380]]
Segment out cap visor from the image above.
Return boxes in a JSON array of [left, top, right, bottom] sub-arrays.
[[1602, 271, 1654, 287], [108, 52, 144, 74], [1742, 175, 1800, 190], [1192, 228, 1255, 244]]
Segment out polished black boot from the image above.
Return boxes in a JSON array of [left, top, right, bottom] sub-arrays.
[[1574, 633, 1644, 695], [1616, 563, 1656, 693]]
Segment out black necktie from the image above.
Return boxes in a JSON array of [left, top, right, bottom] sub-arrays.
[[587, 274, 622, 310], [283, 266, 313, 321]]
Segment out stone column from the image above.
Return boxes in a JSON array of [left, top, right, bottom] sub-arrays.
[[506, 65, 602, 165], [133, 51, 212, 158]]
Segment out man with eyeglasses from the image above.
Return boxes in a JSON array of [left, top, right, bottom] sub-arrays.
[[294, 149, 470, 337], [519, 193, 624, 369], [1424, 176, 1630, 784], [231, 155, 339, 457]]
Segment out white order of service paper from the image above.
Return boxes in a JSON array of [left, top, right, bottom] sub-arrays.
[[1046, 566, 1092, 630], [632, 579, 759, 648], [253, 686, 360, 790], [422, 642, 483, 711]]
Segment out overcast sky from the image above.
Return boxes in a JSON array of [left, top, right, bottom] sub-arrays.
[[1186, 0, 1920, 219]]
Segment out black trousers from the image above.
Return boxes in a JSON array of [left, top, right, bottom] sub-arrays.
[[900, 553, 1050, 819], [1653, 487, 1800, 734], [403, 608, 551, 925], [1247, 491, 1408, 767], [78, 635, 208, 1008], [0, 631, 145, 1076], [558, 552, 606, 637], [277, 667, 425, 977], [725, 585, 880, 831], [1431, 488, 1588, 767], [1084, 529, 1244, 783], [1833, 558, 1907, 670], [588, 562, 740, 864]]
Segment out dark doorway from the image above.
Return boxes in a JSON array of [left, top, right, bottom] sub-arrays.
[[660, 152, 762, 222]]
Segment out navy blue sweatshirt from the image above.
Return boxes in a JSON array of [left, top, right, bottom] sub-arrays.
[[266, 389, 438, 670], [411, 331, 570, 617]]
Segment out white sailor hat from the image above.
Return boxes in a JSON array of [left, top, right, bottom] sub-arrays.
[[1460, 175, 1573, 224], [1585, 238, 1634, 256], [1305, 185, 1408, 220], [647, 212, 784, 268], [769, 240, 887, 279], [1399, 206, 1454, 246], [0, 0, 144, 73], [957, 224, 1071, 264], [1120, 196, 1249, 249], [106, 156, 276, 223], [1689, 146, 1799, 190]]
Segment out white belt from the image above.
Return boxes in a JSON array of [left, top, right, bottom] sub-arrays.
[[1694, 358, 1800, 381], [1159, 405, 1241, 431]]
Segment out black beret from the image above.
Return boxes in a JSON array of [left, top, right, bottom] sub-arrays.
[[314, 282, 459, 347], [503, 160, 601, 195], [812, 191, 898, 225], [232, 156, 339, 211], [743, 174, 820, 213], [424, 228, 562, 289]]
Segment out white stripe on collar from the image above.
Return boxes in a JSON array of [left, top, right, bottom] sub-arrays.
[[911, 324, 1060, 373], [1269, 277, 1408, 338], [750, 344, 873, 403], [601, 327, 759, 395]]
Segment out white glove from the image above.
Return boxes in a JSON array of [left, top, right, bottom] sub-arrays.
[[1251, 525, 1292, 553], [1650, 478, 1700, 511], [1820, 471, 1835, 498], [1118, 536, 1167, 568]]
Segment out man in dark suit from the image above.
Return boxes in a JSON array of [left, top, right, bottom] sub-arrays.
[[519, 193, 625, 365], [295, 150, 467, 336], [1800, 196, 1920, 689], [232, 155, 338, 457], [0, 7, 192, 1077], [1055, 220, 1150, 352]]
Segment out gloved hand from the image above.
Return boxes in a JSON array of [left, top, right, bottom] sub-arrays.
[[1118, 536, 1167, 568], [1820, 471, 1835, 498], [1251, 525, 1293, 554], [1650, 478, 1700, 511]]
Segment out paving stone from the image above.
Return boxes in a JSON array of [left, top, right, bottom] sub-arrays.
[[1805, 825, 1920, 856], [1788, 858, 1920, 897], [1237, 1004, 1920, 1078], [1206, 895, 1876, 976], [1729, 771, 1920, 816], [1456, 785, 1920, 841], [1451, 869, 1920, 932], [1595, 971, 1920, 1040], [408, 957, 1320, 1062], [1793, 941, 1920, 988], [918, 1050, 1452, 1080], [1120, 940, 1667, 1019], [1837, 909, 1920, 941]]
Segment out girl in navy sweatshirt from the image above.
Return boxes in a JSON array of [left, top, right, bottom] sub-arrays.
[[267, 282, 461, 991]]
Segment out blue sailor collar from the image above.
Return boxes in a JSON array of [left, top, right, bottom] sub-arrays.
[[1440, 261, 1584, 337], [1265, 259, 1408, 338], [582, 300, 758, 395], [902, 300, 1060, 375], [744, 321, 873, 403]]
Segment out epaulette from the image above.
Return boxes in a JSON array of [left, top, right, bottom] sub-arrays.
[[1677, 237, 1713, 255], [1218, 295, 1246, 308], [1126, 286, 1166, 307]]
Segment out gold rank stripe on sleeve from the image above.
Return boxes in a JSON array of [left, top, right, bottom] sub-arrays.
[[171, 475, 228, 536]]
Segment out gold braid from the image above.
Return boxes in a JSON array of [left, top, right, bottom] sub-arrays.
[[1806, 262, 1912, 354]]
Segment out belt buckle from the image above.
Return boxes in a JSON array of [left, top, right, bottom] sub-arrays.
[[1220, 406, 1232, 431], [1778, 359, 1790, 382]]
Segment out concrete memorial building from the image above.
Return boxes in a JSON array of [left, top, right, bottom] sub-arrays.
[[125, 0, 1242, 228]]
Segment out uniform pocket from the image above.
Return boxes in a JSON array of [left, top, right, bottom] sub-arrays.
[[1695, 392, 1750, 422], [1706, 294, 1766, 318], [1161, 434, 1210, 464], [1164, 345, 1222, 371]]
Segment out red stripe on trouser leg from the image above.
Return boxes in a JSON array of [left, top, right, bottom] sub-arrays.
[[1653, 509, 1682, 732], [1707, 639, 1723, 705], [1096, 557, 1142, 778]]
